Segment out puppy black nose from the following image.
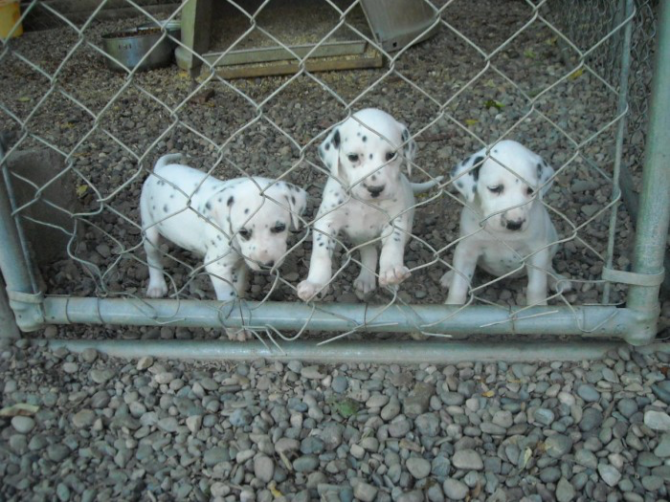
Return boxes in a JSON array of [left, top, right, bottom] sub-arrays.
[[264, 260, 275, 268], [506, 220, 524, 231], [367, 185, 385, 197]]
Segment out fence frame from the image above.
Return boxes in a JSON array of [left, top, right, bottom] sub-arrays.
[[1, 0, 669, 359]]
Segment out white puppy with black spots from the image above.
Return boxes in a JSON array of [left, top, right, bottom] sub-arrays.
[[298, 108, 441, 302], [442, 140, 571, 305], [140, 154, 307, 339]]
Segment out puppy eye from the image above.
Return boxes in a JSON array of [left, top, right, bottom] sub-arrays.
[[488, 185, 503, 194], [385, 151, 397, 162], [238, 228, 252, 240], [527, 187, 535, 196], [271, 223, 286, 234], [347, 154, 359, 163]]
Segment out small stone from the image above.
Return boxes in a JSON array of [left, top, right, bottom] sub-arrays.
[[157, 417, 178, 433], [301, 366, 324, 379], [556, 478, 576, 502], [11, 416, 35, 434], [534, 408, 555, 426], [598, 464, 622, 487], [651, 381, 670, 405], [276, 438, 300, 454], [580, 408, 604, 432], [293, 455, 319, 472], [353, 481, 378, 502], [617, 398, 638, 418], [72, 409, 95, 429], [81, 348, 98, 363], [186, 415, 202, 434], [62, 362, 79, 373], [645, 410, 670, 431], [577, 384, 600, 402], [452, 450, 483, 471], [136, 356, 154, 370], [332, 376, 348, 393], [204, 447, 229, 466], [575, 448, 598, 469], [641, 475, 663, 491], [155, 372, 175, 384], [381, 398, 401, 421], [654, 434, 670, 457], [442, 478, 468, 500], [89, 369, 114, 384], [492, 410, 513, 428], [545, 434, 573, 458], [57, 482, 71, 501], [254, 455, 274, 483], [406, 457, 431, 479], [404, 383, 435, 417], [388, 418, 411, 438]]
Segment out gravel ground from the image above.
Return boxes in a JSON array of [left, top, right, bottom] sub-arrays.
[[2, 339, 670, 501]]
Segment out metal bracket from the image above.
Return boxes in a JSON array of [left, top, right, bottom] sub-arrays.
[[602, 267, 665, 287], [6, 289, 44, 332]]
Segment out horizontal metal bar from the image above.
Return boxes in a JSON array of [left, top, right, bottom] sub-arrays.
[[42, 296, 634, 337], [47, 339, 642, 364], [203, 41, 367, 67]]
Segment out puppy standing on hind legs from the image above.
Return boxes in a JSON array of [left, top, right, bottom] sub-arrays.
[[441, 140, 572, 306], [140, 153, 307, 340], [297, 108, 442, 302]]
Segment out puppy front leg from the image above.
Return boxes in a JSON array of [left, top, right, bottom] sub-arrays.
[[378, 217, 411, 287], [205, 255, 253, 341], [526, 249, 550, 306], [354, 243, 378, 299], [144, 226, 168, 298], [297, 217, 339, 302], [444, 243, 478, 305]]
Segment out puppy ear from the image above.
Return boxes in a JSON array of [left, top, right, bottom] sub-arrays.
[[451, 149, 485, 203], [535, 156, 555, 198], [284, 184, 308, 230], [318, 127, 341, 180], [401, 127, 417, 177]]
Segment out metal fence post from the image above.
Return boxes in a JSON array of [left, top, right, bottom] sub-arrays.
[[0, 145, 43, 333], [624, 0, 670, 345]]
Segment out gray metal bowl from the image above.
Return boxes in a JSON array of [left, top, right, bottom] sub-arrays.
[[102, 25, 180, 72]]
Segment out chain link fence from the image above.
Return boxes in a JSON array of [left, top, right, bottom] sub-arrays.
[[0, 0, 668, 351]]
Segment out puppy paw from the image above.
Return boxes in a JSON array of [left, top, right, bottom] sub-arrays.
[[353, 276, 376, 300], [379, 265, 411, 287], [225, 327, 253, 342], [297, 281, 328, 302], [440, 270, 454, 289], [146, 281, 168, 298]]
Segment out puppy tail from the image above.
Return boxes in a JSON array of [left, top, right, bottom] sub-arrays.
[[410, 175, 444, 194], [155, 153, 184, 170]]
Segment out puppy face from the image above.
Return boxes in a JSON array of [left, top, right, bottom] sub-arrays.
[[214, 181, 307, 271], [318, 108, 417, 202], [452, 140, 554, 232]]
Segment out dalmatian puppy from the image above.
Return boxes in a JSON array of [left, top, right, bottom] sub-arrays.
[[441, 140, 571, 305], [298, 108, 441, 302], [140, 154, 307, 339]]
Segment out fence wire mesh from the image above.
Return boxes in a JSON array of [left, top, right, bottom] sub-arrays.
[[0, 0, 660, 344]]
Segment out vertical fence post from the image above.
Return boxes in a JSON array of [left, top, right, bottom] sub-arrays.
[[624, 0, 670, 345], [0, 146, 43, 333]]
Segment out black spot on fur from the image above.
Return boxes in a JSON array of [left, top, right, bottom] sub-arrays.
[[471, 164, 482, 182], [401, 128, 409, 142], [369, 154, 373, 160], [205, 202, 211, 210], [472, 185, 477, 193], [291, 195, 296, 205], [332, 129, 340, 149], [325, 142, 330, 151], [218, 197, 222, 203], [456, 181, 464, 189], [244, 208, 249, 214], [227, 196, 234, 207], [362, 136, 367, 142], [357, 132, 361, 137], [163, 204, 168, 213], [537, 162, 543, 178]]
